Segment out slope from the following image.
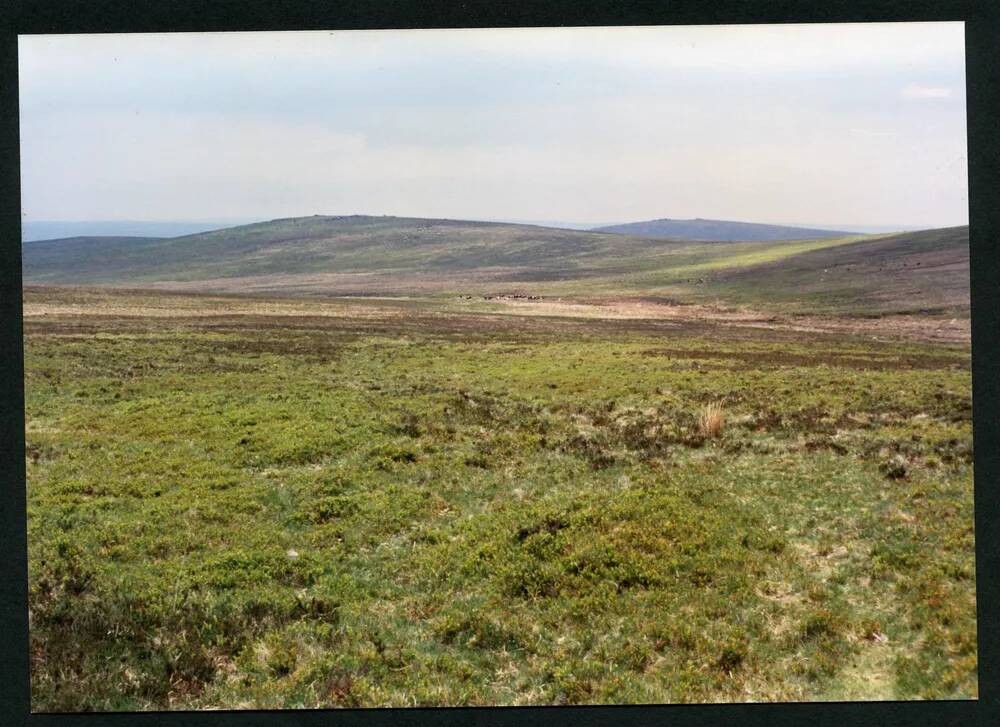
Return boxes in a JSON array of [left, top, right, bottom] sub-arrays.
[[21, 216, 969, 317], [21, 215, 683, 289], [675, 226, 970, 315]]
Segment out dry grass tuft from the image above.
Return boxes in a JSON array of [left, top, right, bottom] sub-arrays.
[[698, 400, 726, 438]]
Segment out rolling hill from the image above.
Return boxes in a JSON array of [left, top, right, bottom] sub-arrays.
[[593, 218, 854, 241], [20, 215, 690, 291], [685, 225, 971, 315], [21, 215, 969, 315]]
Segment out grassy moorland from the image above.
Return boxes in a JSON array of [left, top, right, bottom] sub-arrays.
[[21, 217, 969, 317], [23, 285, 975, 710]]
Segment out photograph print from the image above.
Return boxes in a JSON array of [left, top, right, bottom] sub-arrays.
[[19, 22, 974, 710]]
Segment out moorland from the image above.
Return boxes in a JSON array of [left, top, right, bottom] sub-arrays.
[[21, 216, 975, 709]]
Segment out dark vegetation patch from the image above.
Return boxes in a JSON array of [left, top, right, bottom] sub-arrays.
[[638, 347, 963, 372]]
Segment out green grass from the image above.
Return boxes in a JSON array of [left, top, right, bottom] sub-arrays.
[[24, 288, 975, 710]]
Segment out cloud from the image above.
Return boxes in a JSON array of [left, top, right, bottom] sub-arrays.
[[901, 83, 953, 99], [849, 128, 897, 137], [19, 23, 966, 76], [17, 24, 969, 227]]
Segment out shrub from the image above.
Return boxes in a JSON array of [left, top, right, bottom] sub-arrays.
[[880, 454, 909, 480], [801, 608, 844, 640], [716, 642, 746, 673]]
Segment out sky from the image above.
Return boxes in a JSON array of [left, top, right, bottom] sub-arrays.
[[18, 23, 968, 229]]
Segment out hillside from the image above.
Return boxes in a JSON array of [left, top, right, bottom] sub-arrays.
[[20, 215, 691, 291], [593, 218, 854, 241], [681, 226, 970, 315], [21, 216, 969, 316]]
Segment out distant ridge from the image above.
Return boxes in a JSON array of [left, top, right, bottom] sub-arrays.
[[21, 214, 669, 288], [22, 219, 258, 243], [21, 214, 967, 315], [592, 218, 855, 241]]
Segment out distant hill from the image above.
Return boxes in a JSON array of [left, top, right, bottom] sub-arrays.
[[592, 218, 855, 241], [21, 215, 968, 316], [21, 215, 685, 292], [22, 219, 257, 242]]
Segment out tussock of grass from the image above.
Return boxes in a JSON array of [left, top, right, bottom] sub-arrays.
[[699, 400, 726, 438]]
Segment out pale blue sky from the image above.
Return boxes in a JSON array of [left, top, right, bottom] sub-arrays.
[[18, 23, 968, 228]]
